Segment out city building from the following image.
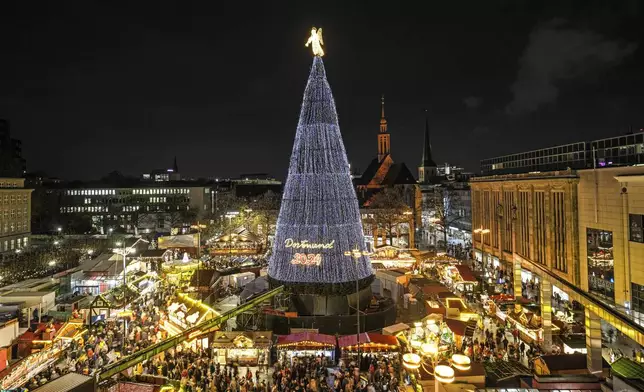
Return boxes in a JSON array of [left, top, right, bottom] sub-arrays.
[[417, 112, 472, 249], [472, 139, 644, 373], [0, 120, 26, 178], [142, 157, 181, 182], [0, 178, 31, 253], [480, 129, 644, 175], [355, 97, 421, 249], [31, 173, 282, 235]]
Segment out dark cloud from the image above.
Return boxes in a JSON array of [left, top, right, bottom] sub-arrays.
[[506, 19, 637, 115], [463, 96, 482, 109]]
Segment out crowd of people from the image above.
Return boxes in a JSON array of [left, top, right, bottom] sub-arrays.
[[22, 283, 174, 389]]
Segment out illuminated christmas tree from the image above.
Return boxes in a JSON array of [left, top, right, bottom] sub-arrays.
[[268, 55, 374, 295]]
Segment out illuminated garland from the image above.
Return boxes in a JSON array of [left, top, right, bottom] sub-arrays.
[[268, 56, 374, 293]]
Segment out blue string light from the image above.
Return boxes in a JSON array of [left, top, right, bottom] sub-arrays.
[[268, 57, 374, 291]]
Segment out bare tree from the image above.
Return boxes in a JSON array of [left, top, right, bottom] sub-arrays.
[[365, 187, 412, 247], [425, 186, 464, 248], [249, 191, 281, 247]]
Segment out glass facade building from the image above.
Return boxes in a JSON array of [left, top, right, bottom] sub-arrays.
[[481, 132, 644, 175]]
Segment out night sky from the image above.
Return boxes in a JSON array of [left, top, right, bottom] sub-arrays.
[[1, 1, 643, 180]]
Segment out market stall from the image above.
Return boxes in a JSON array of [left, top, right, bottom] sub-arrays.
[[369, 246, 417, 269], [162, 293, 218, 337], [338, 333, 400, 357], [276, 332, 336, 363], [498, 305, 561, 344], [208, 227, 262, 255], [212, 331, 272, 366]]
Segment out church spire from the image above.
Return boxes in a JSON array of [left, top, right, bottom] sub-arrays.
[[419, 110, 437, 183], [379, 95, 387, 133], [377, 94, 390, 162]]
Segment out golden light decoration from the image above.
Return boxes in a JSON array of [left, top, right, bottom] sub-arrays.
[[434, 365, 455, 384], [450, 354, 471, 371], [402, 353, 421, 370], [305, 27, 325, 56]]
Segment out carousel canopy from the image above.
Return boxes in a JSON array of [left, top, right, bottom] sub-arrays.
[[276, 332, 336, 348]]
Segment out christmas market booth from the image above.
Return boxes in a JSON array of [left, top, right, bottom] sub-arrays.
[[369, 245, 417, 269], [444, 265, 478, 294], [276, 332, 336, 363], [162, 259, 202, 286], [162, 292, 218, 338], [208, 227, 262, 255], [212, 331, 272, 366], [497, 304, 560, 344], [338, 333, 399, 358]]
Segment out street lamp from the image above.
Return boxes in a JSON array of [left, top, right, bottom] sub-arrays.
[[48, 260, 56, 267], [56, 227, 62, 233], [114, 241, 134, 352], [403, 327, 471, 392], [344, 245, 370, 366]]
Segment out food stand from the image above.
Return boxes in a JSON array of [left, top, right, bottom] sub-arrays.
[[276, 332, 336, 363], [212, 331, 272, 366]]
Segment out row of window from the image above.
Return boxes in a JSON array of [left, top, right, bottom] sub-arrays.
[[472, 189, 567, 273], [2, 237, 28, 252], [67, 188, 192, 196], [0, 195, 29, 205], [482, 142, 588, 164], [67, 189, 116, 196], [0, 182, 22, 188], [61, 206, 109, 213], [80, 197, 190, 205], [0, 209, 29, 219], [61, 205, 188, 214], [133, 188, 189, 195], [0, 221, 29, 234], [587, 228, 614, 301]]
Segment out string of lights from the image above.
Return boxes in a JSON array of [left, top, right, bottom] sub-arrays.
[[268, 56, 374, 293]]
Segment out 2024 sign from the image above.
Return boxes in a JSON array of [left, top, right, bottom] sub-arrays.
[[290, 253, 322, 266]]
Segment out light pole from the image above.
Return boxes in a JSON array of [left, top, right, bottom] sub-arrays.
[[343, 246, 370, 367], [114, 241, 131, 352]]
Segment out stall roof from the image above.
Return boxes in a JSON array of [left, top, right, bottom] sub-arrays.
[[139, 249, 171, 258], [541, 353, 609, 372], [276, 332, 335, 347], [445, 319, 467, 336], [455, 265, 476, 282], [338, 333, 399, 349], [212, 331, 273, 348], [382, 323, 410, 335], [32, 372, 93, 392]]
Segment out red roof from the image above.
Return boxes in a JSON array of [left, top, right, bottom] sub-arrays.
[[276, 332, 335, 347], [338, 333, 399, 348], [455, 265, 477, 282], [422, 284, 452, 295], [445, 319, 467, 336]]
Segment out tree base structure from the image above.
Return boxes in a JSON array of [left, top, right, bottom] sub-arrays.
[[267, 295, 396, 335]]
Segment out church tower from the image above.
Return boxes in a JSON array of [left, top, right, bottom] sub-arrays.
[[377, 95, 390, 162], [418, 110, 437, 183]]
